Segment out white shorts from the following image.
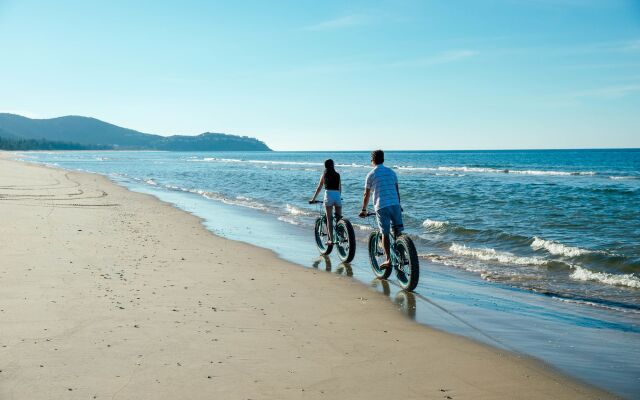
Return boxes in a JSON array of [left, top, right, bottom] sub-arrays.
[[323, 190, 342, 207]]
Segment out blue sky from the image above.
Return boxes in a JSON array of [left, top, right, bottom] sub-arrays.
[[1, 0, 639, 150]]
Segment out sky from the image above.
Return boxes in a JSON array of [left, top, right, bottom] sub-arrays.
[[0, 0, 639, 151]]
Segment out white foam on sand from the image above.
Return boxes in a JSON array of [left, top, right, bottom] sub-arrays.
[[286, 204, 313, 216], [278, 215, 301, 225]]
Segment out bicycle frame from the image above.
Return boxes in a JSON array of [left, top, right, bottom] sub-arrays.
[[311, 200, 340, 242], [367, 213, 401, 267], [364, 211, 419, 291], [372, 228, 401, 268], [311, 200, 356, 263]]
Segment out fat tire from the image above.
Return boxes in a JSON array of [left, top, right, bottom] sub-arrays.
[[395, 235, 420, 291], [336, 218, 356, 263], [314, 216, 333, 255], [368, 231, 392, 279]]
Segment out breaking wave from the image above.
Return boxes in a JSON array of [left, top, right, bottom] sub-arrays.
[[531, 237, 592, 258], [394, 165, 596, 176], [422, 219, 450, 229], [449, 243, 549, 266], [570, 266, 640, 289]]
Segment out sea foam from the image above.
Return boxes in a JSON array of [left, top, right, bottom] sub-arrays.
[[531, 237, 591, 258], [394, 165, 596, 177], [422, 219, 450, 229], [286, 204, 313, 216], [570, 266, 640, 289], [450, 243, 548, 266]]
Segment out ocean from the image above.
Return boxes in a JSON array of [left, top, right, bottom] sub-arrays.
[[20, 149, 640, 397], [24, 149, 640, 309]]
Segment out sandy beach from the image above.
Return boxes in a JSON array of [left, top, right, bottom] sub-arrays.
[[0, 154, 615, 399]]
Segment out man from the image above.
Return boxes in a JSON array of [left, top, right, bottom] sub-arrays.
[[358, 149, 403, 269]]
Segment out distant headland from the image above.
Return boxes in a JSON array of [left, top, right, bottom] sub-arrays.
[[0, 113, 271, 151]]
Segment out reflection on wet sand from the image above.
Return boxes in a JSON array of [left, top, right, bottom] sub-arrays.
[[395, 290, 416, 320], [370, 279, 417, 320], [335, 263, 353, 277], [312, 256, 415, 319], [311, 256, 353, 277], [371, 278, 391, 296], [312, 255, 332, 271]]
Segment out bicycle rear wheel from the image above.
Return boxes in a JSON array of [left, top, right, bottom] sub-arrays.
[[394, 235, 420, 291], [367, 231, 392, 279], [314, 216, 333, 255], [335, 218, 356, 263]]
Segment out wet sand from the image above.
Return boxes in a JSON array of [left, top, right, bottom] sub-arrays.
[[0, 154, 616, 399]]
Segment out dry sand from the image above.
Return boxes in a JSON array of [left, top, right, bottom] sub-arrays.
[[0, 154, 615, 399]]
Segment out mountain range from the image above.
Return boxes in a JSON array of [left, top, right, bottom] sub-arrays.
[[0, 113, 271, 151]]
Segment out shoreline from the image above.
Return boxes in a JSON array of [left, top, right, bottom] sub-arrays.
[[0, 153, 617, 399]]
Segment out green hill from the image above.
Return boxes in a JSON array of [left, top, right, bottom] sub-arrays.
[[0, 113, 271, 151]]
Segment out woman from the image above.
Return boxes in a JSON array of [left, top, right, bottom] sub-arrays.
[[310, 159, 342, 245]]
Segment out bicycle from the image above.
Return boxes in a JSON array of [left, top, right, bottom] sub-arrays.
[[364, 211, 420, 292], [309, 200, 356, 263]]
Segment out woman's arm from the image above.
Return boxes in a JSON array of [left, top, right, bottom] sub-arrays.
[[310, 175, 324, 202]]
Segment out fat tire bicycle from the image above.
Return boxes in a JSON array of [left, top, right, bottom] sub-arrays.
[[364, 212, 420, 292], [310, 200, 356, 263]]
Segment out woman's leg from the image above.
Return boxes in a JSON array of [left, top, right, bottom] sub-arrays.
[[334, 205, 342, 220], [325, 205, 334, 245]]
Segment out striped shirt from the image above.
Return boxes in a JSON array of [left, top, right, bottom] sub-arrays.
[[365, 164, 399, 211]]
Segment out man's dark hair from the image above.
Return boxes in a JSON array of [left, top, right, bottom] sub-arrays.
[[371, 149, 384, 165]]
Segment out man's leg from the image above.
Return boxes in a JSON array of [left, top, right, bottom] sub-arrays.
[[376, 207, 392, 269], [390, 205, 404, 236], [380, 232, 391, 268]]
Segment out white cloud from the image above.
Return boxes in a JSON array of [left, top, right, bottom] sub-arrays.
[[505, 0, 626, 7], [386, 50, 478, 68], [546, 83, 640, 107], [624, 39, 640, 52], [304, 15, 370, 31], [569, 84, 640, 99]]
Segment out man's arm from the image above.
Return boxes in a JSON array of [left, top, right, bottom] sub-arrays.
[[396, 183, 401, 204], [359, 188, 371, 217]]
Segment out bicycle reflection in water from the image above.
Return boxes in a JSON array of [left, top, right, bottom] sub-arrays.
[[311, 255, 353, 277], [370, 279, 417, 320], [310, 255, 414, 319]]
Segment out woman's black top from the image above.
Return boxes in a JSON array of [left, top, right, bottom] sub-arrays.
[[323, 169, 340, 191]]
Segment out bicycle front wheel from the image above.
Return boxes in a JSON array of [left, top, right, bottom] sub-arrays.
[[394, 235, 420, 291], [335, 218, 356, 263], [368, 231, 392, 279], [314, 216, 333, 255]]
